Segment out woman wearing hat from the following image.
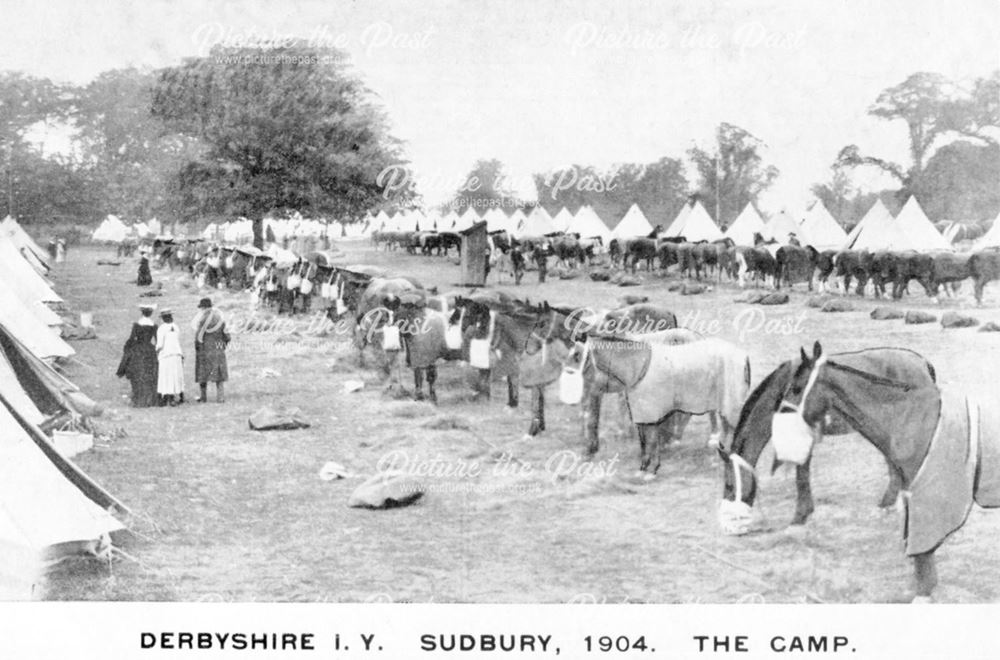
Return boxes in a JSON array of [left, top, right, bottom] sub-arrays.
[[155, 309, 185, 406], [190, 297, 230, 403], [115, 304, 159, 407]]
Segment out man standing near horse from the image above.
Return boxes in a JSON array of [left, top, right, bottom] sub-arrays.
[[191, 297, 230, 403]]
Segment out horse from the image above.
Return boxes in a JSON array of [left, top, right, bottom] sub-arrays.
[[716, 351, 928, 530], [887, 251, 934, 299], [833, 249, 871, 296], [967, 250, 1000, 305], [546, 311, 700, 462], [774, 244, 818, 290], [692, 238, 735, 281], [814, 250, 838, 293], [723, 341, 1000, 599], [452, 295, 568, 436], [551, 235, 587, 269], [928, 252, 970, 299], [564, 333, 750, 476], [623, 238, 659, 273], [734, 246, 778, 288]]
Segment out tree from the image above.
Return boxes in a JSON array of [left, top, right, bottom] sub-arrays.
[[73, 68, 205, 223], [0, 72, 73, 221], [451, 159, 522, 216], [688, 123, 779, 228], [836, 71, 1000, 198], [919, 141, 1000, 222], [151, 42, 413, 245]]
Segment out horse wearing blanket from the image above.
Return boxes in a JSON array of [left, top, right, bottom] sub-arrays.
[[724, 341, 1000, 599], [570, 334, 750, 476]]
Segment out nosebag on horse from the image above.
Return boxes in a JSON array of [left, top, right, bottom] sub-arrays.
[[566, 332, 750, 479], [718, 341, 1000, 600]]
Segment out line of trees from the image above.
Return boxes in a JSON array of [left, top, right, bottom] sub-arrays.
[[1, 56, 996, 236], [0, 43, 415, 234]]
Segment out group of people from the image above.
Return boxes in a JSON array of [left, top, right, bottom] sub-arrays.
[[116, 297, 230, 407], [46, 238, 67, 263]]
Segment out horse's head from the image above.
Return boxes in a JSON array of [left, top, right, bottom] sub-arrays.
[[717, 361, 797, 536], [780, 341, 829, 426]]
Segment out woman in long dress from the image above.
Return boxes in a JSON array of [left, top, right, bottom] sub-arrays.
[[115, 305, 159, 407], [137, 253, 152, 286], [191, 297, 230, 403], [156, 309, 185, 406]]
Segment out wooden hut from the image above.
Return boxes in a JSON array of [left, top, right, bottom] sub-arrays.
[[459, 221, 489, 286]]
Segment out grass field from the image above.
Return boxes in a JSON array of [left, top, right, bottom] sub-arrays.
[[41, 242, 1000, 603]]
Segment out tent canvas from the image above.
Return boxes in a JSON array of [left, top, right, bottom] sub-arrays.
[[845, 199, 893, 249], [800, 201, 847, 249], [0, 322, 97, 420], [454, 208, 481, 232], [516, 206, 557, 237], [93, 215, 130, 243], [612, 204, 655, 239], [0, 286, 73, 360], [0, 236, 62, 304], [508, 209, 528, 234], [0, 391, 125, 558], [975, 212, 1000, 250], [892, 197, 951, 251], [665, 201, 723, 241], [484, 208, 513, 233], [762, 209, 808, 244], [725, 203, 768, 246], [1, 217, 50, 271], [665, 202, 691, 237], [551, 207, 574, 233], [566, 205, 612, 242]]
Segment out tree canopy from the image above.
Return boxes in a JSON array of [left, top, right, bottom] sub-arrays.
[[150, 43, 413, 223]]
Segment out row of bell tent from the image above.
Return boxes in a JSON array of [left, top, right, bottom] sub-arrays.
[[0, 215, 128, 598], [93, 196, 999, 253]]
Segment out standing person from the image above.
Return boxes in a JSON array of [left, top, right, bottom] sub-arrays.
[[533, 243, 549, 283], [55, 238, 66, 263], [155, 309, 185, 406], [115, 304, 159, 407], [137, 250, 153, 286], [511, 246, 526, 285], [191, 297, 230, 403]]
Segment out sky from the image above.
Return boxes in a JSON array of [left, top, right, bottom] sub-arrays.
[[2, 0, 998, 217]]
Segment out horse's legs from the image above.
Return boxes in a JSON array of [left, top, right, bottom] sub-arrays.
[[472, 368, 491, 400], [791, 456, 816, 525], [507, 376, 519, 409], [707, 411, 722, 448], [413, 368, 425, 401], [879, 460, 902, 508], [636, 423, 654, 474], [913, 551, 938, 599], [583, 391, 602, 456], [426, 365, 438, 405], [527, 386, 545, 436]]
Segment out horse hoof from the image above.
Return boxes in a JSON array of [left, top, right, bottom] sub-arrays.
[[911, 595, 934, 604], [642, 472, 656, 482]]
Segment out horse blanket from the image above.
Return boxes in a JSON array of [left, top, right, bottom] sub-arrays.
[[904, 387, 1000, 555], [623, 337, 750, 425]]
